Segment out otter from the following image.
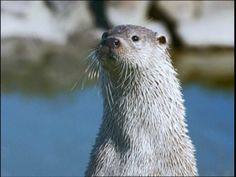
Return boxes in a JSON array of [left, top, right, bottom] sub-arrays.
[[85, 25, 198, 176]]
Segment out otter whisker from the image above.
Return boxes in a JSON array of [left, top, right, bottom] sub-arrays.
[[71, 70, 88, 91], [88, 63, 97, 79], [92, 65, 98, 79], [116, 61, 125, 86], [94, 66, 100, 80], [94, 62, 101, 80], [86, 50, 101, 80], [107, 80, 114, 105], [118, 60, 128, 90], [105, 79, 113, 112], [71, 65, 90, 91], [71, 49, 100, 91], [124, 61, 129, 85], [86, 55, 97, 74], [122, 67, 133, 91]]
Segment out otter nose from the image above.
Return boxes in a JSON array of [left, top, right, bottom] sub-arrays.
[[101, 38, 120, 49]]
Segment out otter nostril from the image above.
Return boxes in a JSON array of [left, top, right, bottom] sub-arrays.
[[101, 38, 120, 49], [113, 39, 120, 47]]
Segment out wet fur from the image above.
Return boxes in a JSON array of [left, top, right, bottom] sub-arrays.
[[85, 25, 198, 176]]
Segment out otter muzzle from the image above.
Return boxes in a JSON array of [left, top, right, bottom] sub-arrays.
[[101, 38, 120, 49]]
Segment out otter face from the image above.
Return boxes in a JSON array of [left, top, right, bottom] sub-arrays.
[[96, 25, 168, 73]]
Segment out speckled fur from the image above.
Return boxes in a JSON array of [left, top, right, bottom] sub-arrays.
[[85, 25, 198, 176]]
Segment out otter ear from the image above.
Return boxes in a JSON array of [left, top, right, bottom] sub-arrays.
[[155, 33, 168, 45]]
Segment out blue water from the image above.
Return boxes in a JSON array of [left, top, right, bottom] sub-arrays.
[[1, 85, 234, 176]]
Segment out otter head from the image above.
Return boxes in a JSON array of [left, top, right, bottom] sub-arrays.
[[95, 25, 168, 78], [89, 25, 168, 85]]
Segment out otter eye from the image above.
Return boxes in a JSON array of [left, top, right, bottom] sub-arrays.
[[102, 32, 108, 40], [131, 35, 140, 42]]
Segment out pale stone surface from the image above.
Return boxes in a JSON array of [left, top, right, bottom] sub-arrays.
[[157, 1, 234, 47], [1, 1, 94, 43], [1, 0, 234, 64], [1, 1, 64, 43], [177, 9, 234, 47], [106, 1, 171, 41], [106, 1, 150, 26], [1, 1, 99, 62]]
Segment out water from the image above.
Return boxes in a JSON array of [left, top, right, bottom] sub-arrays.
[[1, 49, 234, 176], [1, 84, 234, 176]]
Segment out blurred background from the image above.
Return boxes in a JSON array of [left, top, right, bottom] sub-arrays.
[[1, 1, 234, 176]]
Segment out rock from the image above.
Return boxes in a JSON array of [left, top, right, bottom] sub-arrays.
[[49, 1, 94, 36], [173, 48, 234, 89], [1, 1, 95, 43], [177, 9, 234, 47], [1, 1, 65, 43], [1, 1, 100, 63], [106, 1, 171, 40], [106, 1, 150, 26], [156, 1, 234, 47]]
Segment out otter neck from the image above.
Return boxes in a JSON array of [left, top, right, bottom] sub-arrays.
[[100, 61, 188, 149]]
